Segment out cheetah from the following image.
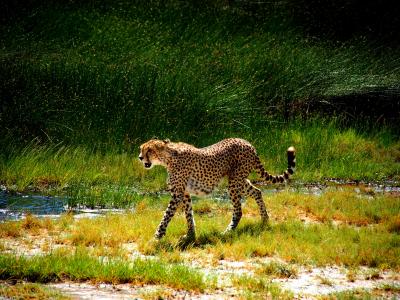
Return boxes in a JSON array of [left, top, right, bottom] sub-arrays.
[[139, 138, 295, 241]]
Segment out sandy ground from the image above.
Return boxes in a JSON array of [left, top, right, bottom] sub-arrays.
[[2, 236, 399, 299]]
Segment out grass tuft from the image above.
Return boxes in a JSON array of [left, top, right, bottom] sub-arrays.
[[0, 221, 22, 238], [231, 275, 293, 299], [387, 215, 400, 234], [0, 251, 206, 291], [256, 261, 298, 279], [0, 282, 69, 300]]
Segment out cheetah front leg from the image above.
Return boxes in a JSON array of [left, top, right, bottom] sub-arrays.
[[183, 192, 196, 239], [177, 192, 196, 248], [154, 192, 183, 239]]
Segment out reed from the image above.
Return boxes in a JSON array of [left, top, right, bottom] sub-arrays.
[[1, 1, 399, 148]]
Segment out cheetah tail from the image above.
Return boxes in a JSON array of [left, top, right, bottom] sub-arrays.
[[257, 147, 296, 184]]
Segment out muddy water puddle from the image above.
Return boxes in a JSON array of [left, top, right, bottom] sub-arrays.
[[295, 179, 400, 196]]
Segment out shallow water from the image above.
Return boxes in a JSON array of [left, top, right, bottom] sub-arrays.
[[258, 179, 400, 196], [0, 190, 67, 221], [0, 190, 128, 221], [1, 180, 398, 222]]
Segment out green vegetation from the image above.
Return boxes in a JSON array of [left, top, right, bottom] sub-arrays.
[[1, 121, 398, 200], [1, 0, 399, 146], [4, 0, 399, 144], [0, 188, 399, 296], [231, 275, 292, 299], [268, 190, 400, 226], [1, 1, 399, 297], [0, 250, 206, 291], [1, 189, 399, 269], [255, 261, 298, 279], [323, 284, 400, 300]]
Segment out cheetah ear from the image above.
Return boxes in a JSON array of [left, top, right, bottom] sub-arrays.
[[163, 139, 170, 144], [164, 144, 177, 157]]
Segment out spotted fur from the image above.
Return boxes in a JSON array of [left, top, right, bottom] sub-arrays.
[[139, 138, 296, 240]]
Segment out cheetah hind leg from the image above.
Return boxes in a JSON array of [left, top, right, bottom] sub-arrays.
[[223, 180, 243, 234], [243, 179, 269, 223]]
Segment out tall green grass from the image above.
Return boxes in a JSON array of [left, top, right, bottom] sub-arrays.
[[1, 119, 398, 204], [1, 0, 399, 147]]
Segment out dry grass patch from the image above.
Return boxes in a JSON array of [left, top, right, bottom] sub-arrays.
[[256, 261, 298, 279], [265, 188, 400, 226], [0, 214, 57, 240], [139, 287, 175, 300], [1, 187, 399, 272], [67, 213, 149, 248], [54, 191, 400, 269], [0, 220, 22, 238], [387, 215, 400, 233], [317, 275, 334, 286], [346, 268, 359, 282], [21, 214, 56, 236], [322, 284, 400, 300], [231, 275, 293, 299], [0, 282, 70, 300]]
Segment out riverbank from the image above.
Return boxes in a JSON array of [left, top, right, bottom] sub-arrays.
[[1, 120, 399, 203]]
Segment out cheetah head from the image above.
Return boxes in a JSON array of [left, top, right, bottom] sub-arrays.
[[138, 139, 174, 169]]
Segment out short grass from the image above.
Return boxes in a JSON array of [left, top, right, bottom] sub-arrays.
[[323, 284, 400, 300], [0, 250, 206, 291], [2, 188, 399, 270], [267, 190, 400, 227], [231, 275, 293, 299], [255, 261, 298, 279], [0, 282, 69, 300]]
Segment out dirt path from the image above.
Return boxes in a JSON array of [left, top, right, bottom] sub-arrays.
[[49, 261, 399, 299]]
